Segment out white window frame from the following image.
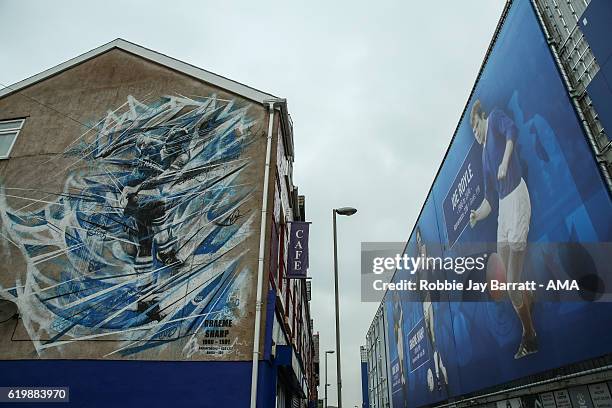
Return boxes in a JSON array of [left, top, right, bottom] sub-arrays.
[[0, 118, 25, 159]]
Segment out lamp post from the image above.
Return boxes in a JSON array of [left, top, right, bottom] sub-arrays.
[[333, 206, 357, 408], [324, 350, 334, 408]]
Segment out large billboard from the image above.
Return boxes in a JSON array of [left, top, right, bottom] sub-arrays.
[[384, 1, 612, 406]]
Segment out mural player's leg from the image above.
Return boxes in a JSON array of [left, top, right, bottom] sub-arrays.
[[123, 192, 154, 286], [437, 350, 448, 389], [134, 220, 155, 287], [509, 247, 537, 358], [508, 179, 536, 359], [151, 197, 182, 269], [497, 242, 510, 286], [428, 311, 448, 390], [127, 192, 164, 322], [397, 322, 408, 407], [134, 219, 163, 322], [423, 301, 439, 389], [397, 330, 405, 388], [425, 304, 448, 391]]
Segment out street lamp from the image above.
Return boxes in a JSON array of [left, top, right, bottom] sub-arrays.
[[332, 206, 357, 408], [324, 350, 334, 408]]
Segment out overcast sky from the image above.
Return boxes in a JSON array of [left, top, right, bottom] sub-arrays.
[[0, 0, 506, 405]]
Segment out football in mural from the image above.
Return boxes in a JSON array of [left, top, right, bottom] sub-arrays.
[[0, 95, 257, 358]]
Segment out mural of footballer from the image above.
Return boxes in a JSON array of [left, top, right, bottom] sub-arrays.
[[391, 291, 409, 407], [0, 95, 256, 357], [114, 129, 190, 273], [415, 226, 448, 393], [469, 99, 537, 359]]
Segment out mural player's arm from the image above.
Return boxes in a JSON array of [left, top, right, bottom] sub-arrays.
[[138, 154, 189, 190], [470, 198, 491, 227], [497, 139, 514, 180]]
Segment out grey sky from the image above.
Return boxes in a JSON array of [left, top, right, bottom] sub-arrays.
[[0, 0, 505, 405]]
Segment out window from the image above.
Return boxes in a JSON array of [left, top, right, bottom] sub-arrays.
[[0, 119, 25, 159]]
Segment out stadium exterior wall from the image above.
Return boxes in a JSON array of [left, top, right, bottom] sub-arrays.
[[364, 1, 612, 407]]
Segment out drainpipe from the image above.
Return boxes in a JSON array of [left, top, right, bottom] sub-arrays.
[[250, 99, 278, 408]]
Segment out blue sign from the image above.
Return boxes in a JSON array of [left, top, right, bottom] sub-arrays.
[[407, 318, 431, 371], [442, 141, 484, 247]]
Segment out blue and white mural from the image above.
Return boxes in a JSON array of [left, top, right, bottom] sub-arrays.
[[0, 95, 258, 359]]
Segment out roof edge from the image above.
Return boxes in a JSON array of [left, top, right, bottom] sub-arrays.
[[0, 38, 278, 104]]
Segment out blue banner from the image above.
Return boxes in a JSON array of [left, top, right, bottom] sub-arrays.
[[442, 141, 485, 248], [383, 0, 612, 406]]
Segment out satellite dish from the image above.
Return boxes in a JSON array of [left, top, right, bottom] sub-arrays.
[[0, 300, 18, 323]]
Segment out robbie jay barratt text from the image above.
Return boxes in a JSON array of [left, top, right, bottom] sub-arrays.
[[372, 279, 580, 292]]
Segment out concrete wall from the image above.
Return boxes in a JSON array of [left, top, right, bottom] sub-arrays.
[[0, 359, 257, 407], [0, 48, 271, 361]]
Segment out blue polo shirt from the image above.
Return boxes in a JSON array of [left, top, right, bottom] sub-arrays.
[[482, 108, 521, 203]]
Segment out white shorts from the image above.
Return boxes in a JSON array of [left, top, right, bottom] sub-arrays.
[[497, 178, 531, 251]]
